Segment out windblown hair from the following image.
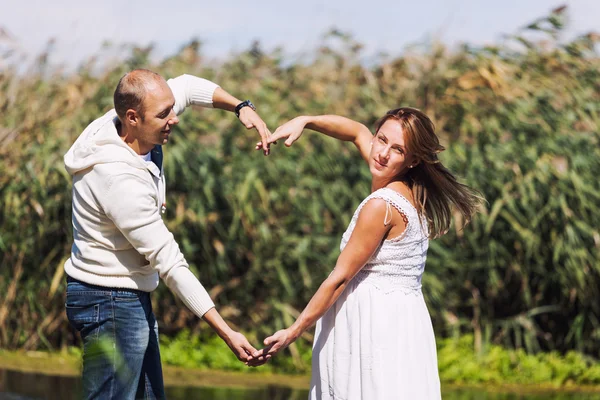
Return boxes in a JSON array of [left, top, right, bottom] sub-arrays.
[[113, 69, 163, 121], [374, 107, 483, 238]]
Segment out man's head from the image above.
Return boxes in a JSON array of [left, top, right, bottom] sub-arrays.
[[113, 69, 179, 153]]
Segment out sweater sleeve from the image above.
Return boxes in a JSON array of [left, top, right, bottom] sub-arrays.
[[103, 172, 215, 317], [167, 74, 220, 115]]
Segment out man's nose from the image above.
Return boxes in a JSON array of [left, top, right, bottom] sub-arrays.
[[169, 113, 179, 125]]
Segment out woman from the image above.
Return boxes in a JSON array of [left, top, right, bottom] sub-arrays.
[[257, 108, 481, 399]]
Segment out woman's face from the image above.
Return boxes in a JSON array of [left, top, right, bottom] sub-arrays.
[[368, 119, 417, 181]]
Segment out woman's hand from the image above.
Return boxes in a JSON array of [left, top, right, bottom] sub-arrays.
[[255, 116, 308, 151], [261, 328, 297, 357]]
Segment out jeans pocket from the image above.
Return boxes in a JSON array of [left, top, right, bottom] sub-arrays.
[[66, 303, 100, 338]]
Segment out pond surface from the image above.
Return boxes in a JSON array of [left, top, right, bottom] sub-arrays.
[[1, 368, 599, 400]]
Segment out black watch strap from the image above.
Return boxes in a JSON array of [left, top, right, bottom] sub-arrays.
[[234, 100, 256, 117]]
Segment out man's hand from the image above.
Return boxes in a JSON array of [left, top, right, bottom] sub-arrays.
[[223, 330, 260, 362], [238, 107, 272, 155], [222, 330, 270, 367], [211, 87, 272, 155]]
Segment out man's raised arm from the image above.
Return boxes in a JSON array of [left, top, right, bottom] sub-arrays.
[[167, 74, 271, 154]]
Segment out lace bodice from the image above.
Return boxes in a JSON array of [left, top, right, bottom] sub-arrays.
[[340, 187, 429, 294]]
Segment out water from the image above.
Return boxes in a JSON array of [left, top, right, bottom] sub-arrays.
[[1, 369, 599, 400], [0, 369, 308, 400]]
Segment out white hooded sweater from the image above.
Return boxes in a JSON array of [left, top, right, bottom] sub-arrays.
[[64, 74, 220, 317]]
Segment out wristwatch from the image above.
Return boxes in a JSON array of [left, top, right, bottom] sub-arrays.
[[234, 100, 256, 117]]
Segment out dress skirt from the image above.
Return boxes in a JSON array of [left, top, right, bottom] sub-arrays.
[[308, 275, 441, 400]]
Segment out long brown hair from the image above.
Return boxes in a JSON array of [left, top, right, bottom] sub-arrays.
[[374, 107, 483, 238]]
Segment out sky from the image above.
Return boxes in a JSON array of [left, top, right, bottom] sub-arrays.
[[1, 0, 599, 67]]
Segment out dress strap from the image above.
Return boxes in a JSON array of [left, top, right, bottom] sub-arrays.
[[384, 201, 393, 226], [379, 187, 429, 237], [358, 187, 423, 224]]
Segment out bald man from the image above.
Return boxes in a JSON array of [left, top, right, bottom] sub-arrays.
[[63, 70, 270, 399]]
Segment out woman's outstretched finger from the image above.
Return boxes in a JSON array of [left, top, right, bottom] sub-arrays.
[[267, 129, 287, 144]]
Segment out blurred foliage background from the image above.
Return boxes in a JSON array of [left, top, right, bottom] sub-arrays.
[[0, 8, 599, 372]]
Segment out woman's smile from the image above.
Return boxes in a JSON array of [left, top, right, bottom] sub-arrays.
[[373, 158, 387, 170]]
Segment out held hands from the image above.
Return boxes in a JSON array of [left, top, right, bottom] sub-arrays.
[[254, 116, 308, 152], [224, 330, 271, 367], [230, 328, 298, 367]]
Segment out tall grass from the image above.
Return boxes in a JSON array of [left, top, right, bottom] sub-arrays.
[[0, 8, 598, 361]]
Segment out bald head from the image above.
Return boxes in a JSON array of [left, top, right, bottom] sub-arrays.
[[113, 69, 165, 121]]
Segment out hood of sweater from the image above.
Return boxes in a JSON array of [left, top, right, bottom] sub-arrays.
[[64, 109, 157, 176]]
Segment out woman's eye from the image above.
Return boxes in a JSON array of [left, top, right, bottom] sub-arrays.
[[378, 136, 385, 142]]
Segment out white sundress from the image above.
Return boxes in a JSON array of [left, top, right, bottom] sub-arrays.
[[309, 187, 441, 400]]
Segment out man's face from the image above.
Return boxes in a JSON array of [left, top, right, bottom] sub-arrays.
[[137, 79, 179, 147]]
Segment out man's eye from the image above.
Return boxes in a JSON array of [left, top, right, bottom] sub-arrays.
[[378, 136, 385, 142], [160, 106, 175, 119]]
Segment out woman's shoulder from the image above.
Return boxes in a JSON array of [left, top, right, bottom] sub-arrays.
[[373, 184, 417, 210]]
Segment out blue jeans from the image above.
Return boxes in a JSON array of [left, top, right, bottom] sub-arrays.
[[65, 276, 165, 399]]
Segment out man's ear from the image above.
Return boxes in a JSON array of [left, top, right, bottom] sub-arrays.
[[125, 109, 140, 127]]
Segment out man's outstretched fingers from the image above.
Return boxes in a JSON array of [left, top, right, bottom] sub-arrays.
[[242, 341, 258, 359], [254, 124, 271, 153]]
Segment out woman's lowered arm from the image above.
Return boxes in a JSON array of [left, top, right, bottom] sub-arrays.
[[260, 198, 401, 356]]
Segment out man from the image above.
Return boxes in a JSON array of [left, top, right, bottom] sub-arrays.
[[64, 69, 270, 399]]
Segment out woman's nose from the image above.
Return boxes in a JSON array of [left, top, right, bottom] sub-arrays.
[[380, 146, 390, 158]]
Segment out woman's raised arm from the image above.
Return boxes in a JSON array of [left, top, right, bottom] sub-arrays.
[[262, 115, 373, 161]]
